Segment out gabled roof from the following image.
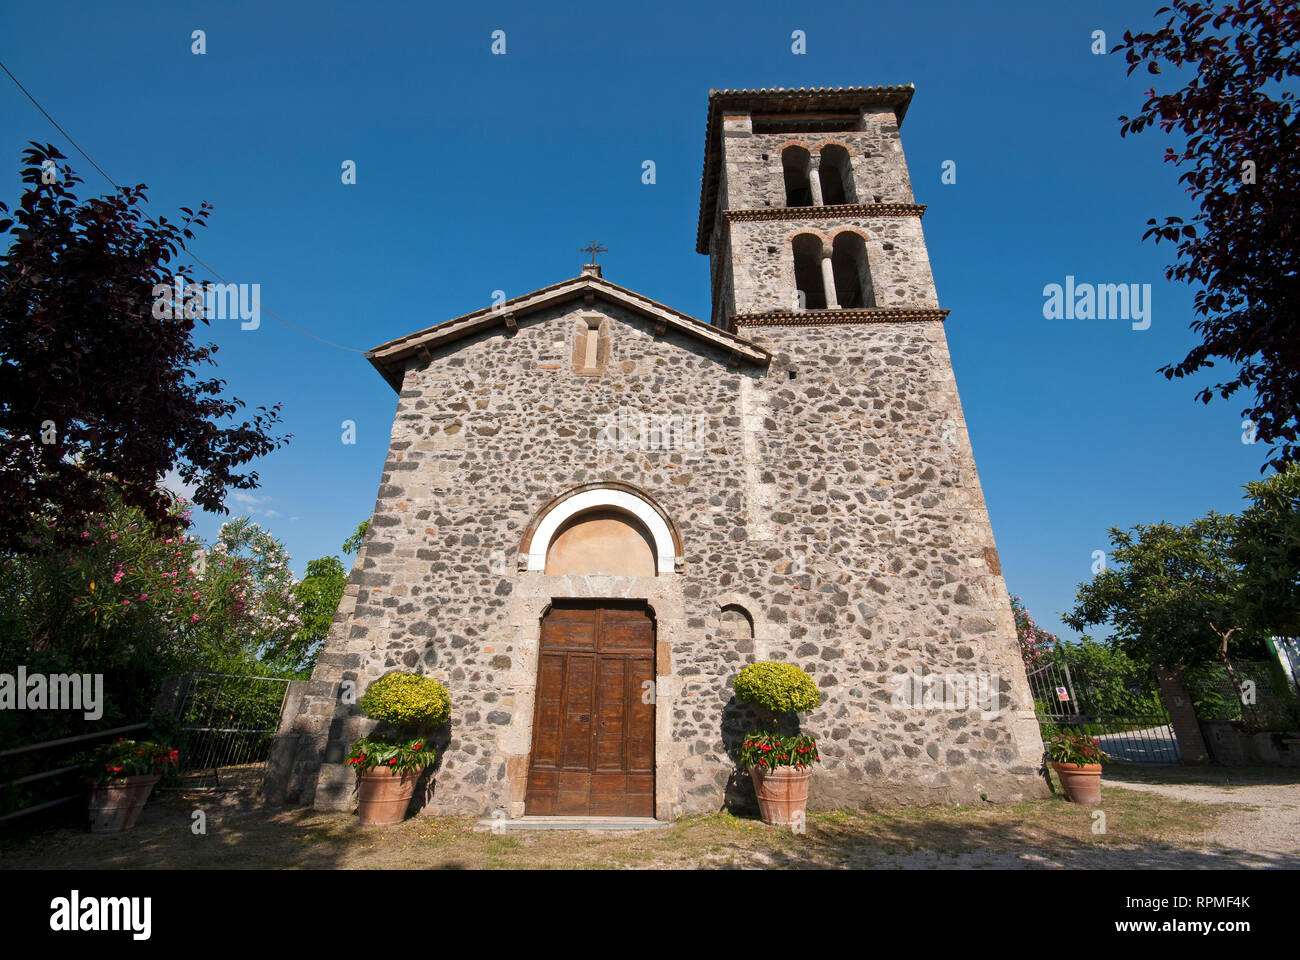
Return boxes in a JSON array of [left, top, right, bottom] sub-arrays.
[[696, 85, 916, 254], [366, 273, 771, 392]]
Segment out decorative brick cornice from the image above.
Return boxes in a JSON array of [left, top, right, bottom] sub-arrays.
[[732, 306, 948, 327], [724, 203, 925, 225]]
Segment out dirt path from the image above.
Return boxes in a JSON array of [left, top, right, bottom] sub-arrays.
[[1096, 766, 1300, 866]]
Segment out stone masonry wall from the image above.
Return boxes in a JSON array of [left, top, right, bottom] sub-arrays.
[[725, 217, 938, 316], [277, 296, 1047, 816]]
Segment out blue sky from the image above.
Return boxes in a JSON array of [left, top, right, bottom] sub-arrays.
[[0, 0, 1270, 642]]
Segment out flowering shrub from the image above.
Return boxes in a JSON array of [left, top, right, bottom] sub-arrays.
[[1, 493, 306, 678], [737, 732, 820, 772], [194, 516, 302, 666], [2, 490, 203, 672], [345, 735, 436, 774], [733, 662, 821, 714], [1046, 731, 1109, 767], [84, 738, 180, 784], [1011, 595, 1059, 670]]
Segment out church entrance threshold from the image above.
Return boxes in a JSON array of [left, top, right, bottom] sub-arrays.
[[524, 601, 655, 817]]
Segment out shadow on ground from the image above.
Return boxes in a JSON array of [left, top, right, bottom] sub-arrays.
[[1103, 762, 1300, 788], [2, 778, 1296, 870]]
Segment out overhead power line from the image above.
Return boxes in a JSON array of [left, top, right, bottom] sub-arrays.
[[0, 56, 367, 355]]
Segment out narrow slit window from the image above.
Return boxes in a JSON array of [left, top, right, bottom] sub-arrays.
[[572, 314, 610, 375]]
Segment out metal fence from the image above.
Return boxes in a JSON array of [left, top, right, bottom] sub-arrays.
[[168, 673, 291, 790], [1185, 659, 1300, 730], [0, 722, 150, 823], [1027, 652, 1181, 763]]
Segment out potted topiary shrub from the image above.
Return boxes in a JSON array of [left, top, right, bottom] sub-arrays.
[[347, 671, 450, 826], [732, 661, 822, 826], [1046, 731, 1109, 804], [84, 738, 180, 833]]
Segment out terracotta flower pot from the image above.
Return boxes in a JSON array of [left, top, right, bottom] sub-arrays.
[[1052, 762, 1103, 804], [750, 765, 812, 826], [88, 774, 160, 833], [357, 766, 423, 825]]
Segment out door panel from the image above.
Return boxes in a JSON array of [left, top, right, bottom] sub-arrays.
[[525, 602, 655, 818], [560, 654, 594, 771]]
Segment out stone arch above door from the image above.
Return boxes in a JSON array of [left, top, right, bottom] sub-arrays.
[[520, 483, 683, 575]]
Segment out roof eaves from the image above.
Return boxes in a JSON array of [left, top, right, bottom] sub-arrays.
[[365, 275, 770, 393]]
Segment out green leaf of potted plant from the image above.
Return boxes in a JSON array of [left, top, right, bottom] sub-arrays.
[[348, 672, 450, 825], [733, 661, 821, 825], [83, 738, 180, 833], [1046, 731, 1109, 804]]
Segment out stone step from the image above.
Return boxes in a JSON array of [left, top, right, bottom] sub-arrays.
[[474, 815, 671, 832]]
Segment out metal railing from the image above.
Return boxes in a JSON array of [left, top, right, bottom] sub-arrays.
[[0, 722, 149, 822], [168, 672, 291, 790]]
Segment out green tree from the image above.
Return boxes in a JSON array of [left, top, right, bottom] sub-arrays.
[[1114, 2, 1300, 470], [1063, 514, 1264, 704], [284, 520, 368, 673], [1233, 463, 1300, 638], [0, 145, 288, 555], [342, 519, 368, 555], [287, 556, 346, 672], [1059, 639, 1165, 717]]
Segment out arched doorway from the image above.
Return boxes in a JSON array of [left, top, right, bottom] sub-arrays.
[[510, 483, 682, 819]]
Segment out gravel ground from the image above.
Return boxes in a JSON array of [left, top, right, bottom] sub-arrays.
[[1095, 765, 1300, 867], [824, 766, 1300, 870]]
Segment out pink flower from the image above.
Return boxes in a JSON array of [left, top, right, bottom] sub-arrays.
[[190, 614, 200, 623]]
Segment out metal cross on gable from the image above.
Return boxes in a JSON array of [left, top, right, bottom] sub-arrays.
[[580, 239, 609, 265]]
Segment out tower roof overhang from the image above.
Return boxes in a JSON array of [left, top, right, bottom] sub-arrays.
[[366, 273, 771, 392], [695, 85, 916, 254]]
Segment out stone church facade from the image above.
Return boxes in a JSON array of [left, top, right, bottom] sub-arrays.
[[271, 86, 1048, 819]]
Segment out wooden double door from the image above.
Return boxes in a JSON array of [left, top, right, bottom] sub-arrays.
[[525, 601, 655, 817]]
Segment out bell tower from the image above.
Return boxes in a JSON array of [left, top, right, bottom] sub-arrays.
[[695, 87, 1050, 803], [696, 86, 945, 329]]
